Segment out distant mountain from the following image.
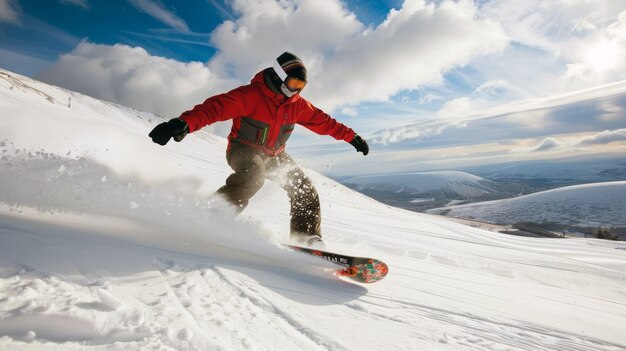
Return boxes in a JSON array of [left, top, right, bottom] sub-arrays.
[[428, 181, 626, 229], [465, 158, 626, 190], [338, 171, 517, 211]]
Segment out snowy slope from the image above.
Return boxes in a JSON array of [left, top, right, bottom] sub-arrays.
[[341, 171, 507, 199], [427, 181, 626, 227], [1, 69, 626, 351]]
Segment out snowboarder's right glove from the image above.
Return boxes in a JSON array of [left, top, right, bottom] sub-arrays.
[[349, 134, 369, 156], [149, 118, 189, 145]]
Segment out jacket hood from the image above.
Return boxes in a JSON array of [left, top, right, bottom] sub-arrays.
[[251, 69, 302, 104]]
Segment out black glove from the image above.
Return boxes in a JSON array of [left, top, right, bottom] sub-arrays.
[[349, 134, 369, 156], [149, 118, 189, 145]]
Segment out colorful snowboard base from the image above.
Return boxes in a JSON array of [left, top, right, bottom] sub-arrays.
[[284, 244, 389, 283]]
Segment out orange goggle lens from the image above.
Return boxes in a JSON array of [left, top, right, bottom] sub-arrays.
[[285, 76, 307, 92]]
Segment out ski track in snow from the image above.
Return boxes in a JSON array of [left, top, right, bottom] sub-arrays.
[[1, 69, 626, 350]]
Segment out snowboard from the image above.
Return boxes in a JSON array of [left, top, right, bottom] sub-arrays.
[[284, 244, 389, 283]]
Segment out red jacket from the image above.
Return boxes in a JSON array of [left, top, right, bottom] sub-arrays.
[[179, 69, 355, 156]]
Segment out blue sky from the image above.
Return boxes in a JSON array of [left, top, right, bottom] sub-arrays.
[[1, 0, 225, 72], [1, 0, 626, 176]]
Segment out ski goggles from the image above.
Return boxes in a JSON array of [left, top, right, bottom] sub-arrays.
[[273, 59, 307, 96], [284, 76, 307, 93]]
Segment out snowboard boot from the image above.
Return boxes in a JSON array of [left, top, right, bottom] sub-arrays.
[[291, 233, 325, 249]]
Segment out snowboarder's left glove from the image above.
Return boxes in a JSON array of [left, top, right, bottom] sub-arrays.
[[149, 118, 189, 145], [349, 135, 369, 156]]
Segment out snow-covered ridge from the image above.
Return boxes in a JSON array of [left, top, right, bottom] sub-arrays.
[[1, 69, 626, 350], [471, 160, 626, 182], [341, 171, 500, 198], [428, 181, 626, 227]]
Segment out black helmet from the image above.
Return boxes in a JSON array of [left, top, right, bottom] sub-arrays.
[[272, 52, 307, 97]]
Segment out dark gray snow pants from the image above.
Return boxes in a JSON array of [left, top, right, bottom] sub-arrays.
[[216, 144, 321, 239]]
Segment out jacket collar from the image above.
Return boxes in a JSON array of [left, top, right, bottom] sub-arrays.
[[251, 69, 301, 105]]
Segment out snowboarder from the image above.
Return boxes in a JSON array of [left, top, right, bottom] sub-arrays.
[[149, 52, 369, 246]]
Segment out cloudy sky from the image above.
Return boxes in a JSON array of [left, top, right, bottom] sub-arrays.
[[1, 0, 626, 176]]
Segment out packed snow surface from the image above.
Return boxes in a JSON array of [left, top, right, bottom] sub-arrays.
[[428, 181, 626, 227], [1, 69, 626, 350]]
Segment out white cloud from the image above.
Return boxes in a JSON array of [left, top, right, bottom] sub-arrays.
[[556, 7, 626, 84], [563, 63, 587, 80], [208, 0, 508, 110], [340, 106, 357, 117], [206, 0, 235, 21], [436, 97, 473, 124], [128, 0, 189, 32], [512, 129, 626, 154], [36, 42, 235, 118], [311, 0, 508, 110], [370, 125, 426, 146], [37, 0, 508, 118], [572, 18, 596, 34], [473, 80, 508, 97], [577, 129, 626, 146], [478, 0, 562, 53], [479, 1, 626, 92], [207, 0, 364, 82], [59, 0, 90, 10], [419, 93, 442, 104], [369, 79, 626, 147], [479, 0, 625, 53], [0, 0, 20, 24], [607, 9, 626, 41], [370, 95, 477, 145], [531, 138, 562, 152]]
